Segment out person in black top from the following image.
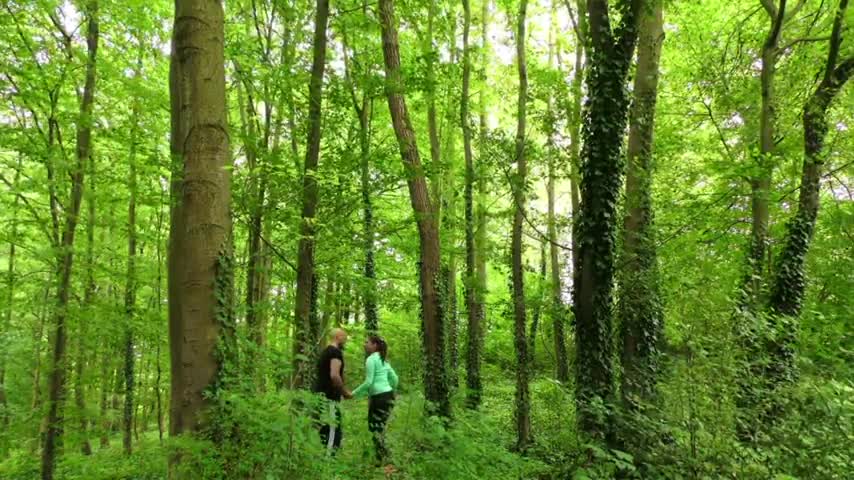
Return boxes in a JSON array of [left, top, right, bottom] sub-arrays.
[[312, 328, 351, 453]]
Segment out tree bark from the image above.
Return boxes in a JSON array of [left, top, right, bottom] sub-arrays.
[[573, 0, 641, 439], [123, 98, 140, 455], [549, 5, 570, 384], [292, 0, 330, 388], [75, 143, 96, 456], [744, 0, 788, 306], [618, 0, 664, 410], [379, 0, 450, 417], [462, 0, 484, 409], [168, 0, 232, 459], [0, 160, 21, 435], [42, 4, 99, 478], [568, 0, 586, 301], [511, 0, 531, 450]]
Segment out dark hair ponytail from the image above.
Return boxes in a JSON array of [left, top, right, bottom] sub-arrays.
[[368, 335, 388, 363]]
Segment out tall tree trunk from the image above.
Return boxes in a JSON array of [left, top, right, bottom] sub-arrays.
[[767, 0, 852, 402], [42, 5, 99, 478], [566, 0, 587, 292], [511, 0, 531, 451], [574, 0, 641, 439], [548, 4, 570, 384], [155, 194, 165, 443], [736, 0, 788, 442], [1, 160, 21, 434], [619, 0, 664, 410], [426, 1, 442, 192], [168, 0, 232, 463], [75, 142, 96, 457], [462, 0, 483, 409], [237, 53, 272, 391], [744, 0, 787, 307], [292, 0, 329, 388], [360, 98, 379, 332], [123, 100, 140, 455], [468, 0, 491, 410], [379, 0, 450, 417], [340, 31, 378, 331]]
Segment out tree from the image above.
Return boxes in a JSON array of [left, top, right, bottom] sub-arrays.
[[766, 0, 852, 406], [167, 0, 232, 459], [465, 0, 489, 410], [378, 0, 450, 417], [511, 0, 531, 450], [550, 1, 571, 383], [618, 0, 665, 410], [293, 0, 330, 388], [573, 0, 641, 438], [41, 3, 99, 477]]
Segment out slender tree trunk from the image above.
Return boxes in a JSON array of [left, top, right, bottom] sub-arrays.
[[511, 0, 531, 451], [123, 99, 140, 456], [75, 143, 96, 457], [238, 64, 272, 392], [744, 0, 787, 307], [379, 0, 449, 417], [168, 0, 232, 465], [574, 0, 641, 439], [42, 5, 99, 478], [462, 0, 483, 409], [548, 5, 570, 383], [736, 0, 788, 442], [360, 98, 379, 332], [155, 195, 165, 443], [1, 160, 22, 434], [618, 0, 664, 410], [293, 0, 329, 388], [32, 293, 46, 414], [566, 0, 587, 307]]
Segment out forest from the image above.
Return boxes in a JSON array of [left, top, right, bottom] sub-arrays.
[[0, 0, 852, 478]]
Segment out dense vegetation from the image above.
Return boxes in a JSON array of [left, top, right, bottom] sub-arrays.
[[1, 0, 852, 478]]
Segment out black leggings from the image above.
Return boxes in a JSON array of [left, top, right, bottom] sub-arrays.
[[368, 391, 395, 462]]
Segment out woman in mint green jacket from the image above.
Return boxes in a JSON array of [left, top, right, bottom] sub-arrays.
[[352, 335, 398, 463]]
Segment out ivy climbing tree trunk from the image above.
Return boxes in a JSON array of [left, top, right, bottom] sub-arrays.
[[379, 0, 450, 417], [573, 0, 641, 439], [618, 0, 664, 410], [293, 0, 329, 388], [41, 4, 99, 478], [767, 0, 852, 402], [167, 0, 232, 463], [511, 0, 531, 451]]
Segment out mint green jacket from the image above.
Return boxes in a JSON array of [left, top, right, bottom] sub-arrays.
[[352, 352, 399, 398]]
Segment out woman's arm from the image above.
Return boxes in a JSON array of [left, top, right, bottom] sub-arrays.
[[351, 354, 376, 398]]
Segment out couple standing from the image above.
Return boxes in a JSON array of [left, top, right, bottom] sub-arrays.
[[312, 328, 398, 463]]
